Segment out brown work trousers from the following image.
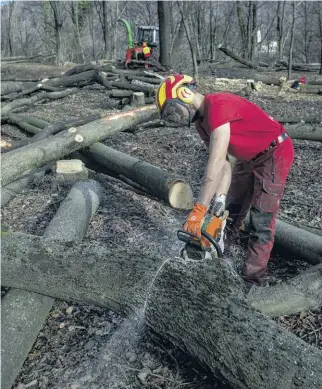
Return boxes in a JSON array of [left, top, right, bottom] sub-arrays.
[[226, 137, 294, 284]]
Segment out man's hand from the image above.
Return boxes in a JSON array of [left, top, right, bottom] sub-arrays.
[[183, 203, 208, 238]]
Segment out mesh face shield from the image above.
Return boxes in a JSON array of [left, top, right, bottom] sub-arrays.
[[160, 100, 195, 127]]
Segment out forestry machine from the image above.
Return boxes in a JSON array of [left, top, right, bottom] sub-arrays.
[[118, 18, 159, 69]]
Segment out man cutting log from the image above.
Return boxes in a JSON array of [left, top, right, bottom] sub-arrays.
[[156, 74, 294, 287]]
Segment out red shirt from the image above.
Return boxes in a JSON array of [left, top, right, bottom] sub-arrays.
[[195, 93, 284, 161]]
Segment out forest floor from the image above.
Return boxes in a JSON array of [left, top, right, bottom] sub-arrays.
[[1, 62, 322, 389]]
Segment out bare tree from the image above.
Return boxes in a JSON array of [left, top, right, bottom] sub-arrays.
[[69, 2, 85, 63], [276, 1, 286, 60], [48, 1, 64, 65], [319, 2, 322, 74], [103, 1, 109, 59]]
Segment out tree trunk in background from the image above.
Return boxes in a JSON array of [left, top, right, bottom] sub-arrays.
[[70, 2, 84, 63], [251, 1, 258, 62], [236, 1, 248, 58], [50, 1, 63, 65], [170, 1, 188, 58], [177, 2, 198, 80], [158, 1, 171, 69], [7, 1, 15, 57], [319, 3, 322, 74], [288, 2, 296, 80], [277, 1, 286, 61], [103, 1, 109, 60], [88, 2, 96, 60]]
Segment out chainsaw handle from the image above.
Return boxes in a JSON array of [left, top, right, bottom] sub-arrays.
[[177, 230, 223, 258]]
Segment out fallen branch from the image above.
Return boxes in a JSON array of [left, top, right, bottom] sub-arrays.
[[299, 85, 322, 95], [286, 123, 322, 141], [1, 88, 79, 116], [1, 106, 158, 185], [218, 44, 259, 69]]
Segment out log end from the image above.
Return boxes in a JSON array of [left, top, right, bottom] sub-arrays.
[[168, 181, 194, 210]]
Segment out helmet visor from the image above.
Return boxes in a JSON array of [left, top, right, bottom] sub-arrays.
[[160, 100, 192, 127]]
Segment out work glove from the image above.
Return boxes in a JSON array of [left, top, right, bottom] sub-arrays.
[[212, 194, 226, 217], [201, 213, 226, 249], [183, 203, 208, 239]]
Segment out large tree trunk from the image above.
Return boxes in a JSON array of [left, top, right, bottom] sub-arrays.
[[287, 2, 296, 80], [158, 1, 171, 69], [81, 143, 193, 209], [2, 232, 322, 389], [1, 106, 158, 186], [1, 180, 102, 389], [298, 85, 322, 95]]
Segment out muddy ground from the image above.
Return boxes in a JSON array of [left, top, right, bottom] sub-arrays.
[[1, 62, 322, 389]]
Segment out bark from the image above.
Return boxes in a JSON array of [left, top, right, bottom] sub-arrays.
[[158, 0, 171, 68], [307, 76, 322, 85], [1, 180, 102, 389], [286, 123, 322, 141], [3, 85, 63, 102], [218, 44, 258, 69], [248, 264, 322, 317], [1, 115, 44, 135], [131, 79, 156, 90], [1, 166, 50, 207], [276, 60, 321, 72], [2, 232, 322, 389], [298, 85, 322, 95], [1, 88, 79, 116], [93, 71, 116, 89], [70, 1, 85, 63], [82, 143, 193, 210], [1, 106, 158, 186]]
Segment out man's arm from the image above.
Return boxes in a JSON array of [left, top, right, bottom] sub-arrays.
[[197, 122, 231, 207]]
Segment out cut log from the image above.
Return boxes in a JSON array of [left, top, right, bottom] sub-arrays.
[[1, 88, 79, 116], [244, 216, 322, 265], [286, 123, 322, 141], [1, 179, 102, 389], [43, 70, 96, 88], [2, 232, 322, 389], [218, 44, 259, 69], [131, 92, 145, 107], [110, 81, 154, 95], [0, 166, 51, 207], [82, 142, 194, 209], [110, 89, 134, 98], [275, 116, 322, 125], [299, 84, 322, 95], [55, 159, 88, 183], [126, 75, 162, 85], [1, 106, 158, 186], [307, 76, 322, 85], [274, 219, 322, 265], [94, 70, 118, 89], [254, 74, 283, 86], [64, 63, 99, 76], [3, 84, 62, 101], [131, 79, 156, 90], [248, 264, 322, 317]]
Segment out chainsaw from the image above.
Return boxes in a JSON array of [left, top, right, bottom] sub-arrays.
[[177, 229, 224, 261]]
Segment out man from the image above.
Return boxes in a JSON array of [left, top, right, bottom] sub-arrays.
[[156, 74, 294, 286]]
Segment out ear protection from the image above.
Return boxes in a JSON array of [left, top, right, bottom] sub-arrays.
[[177, 86, 195, 104]]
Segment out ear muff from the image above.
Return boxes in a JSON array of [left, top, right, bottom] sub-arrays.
[[177, 86, 194, 104]]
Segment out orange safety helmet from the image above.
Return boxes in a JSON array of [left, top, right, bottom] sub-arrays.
[[156, 74, 197, 127]]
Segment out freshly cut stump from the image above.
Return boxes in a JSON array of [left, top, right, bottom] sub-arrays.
[[168, 180, 194, 209]]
